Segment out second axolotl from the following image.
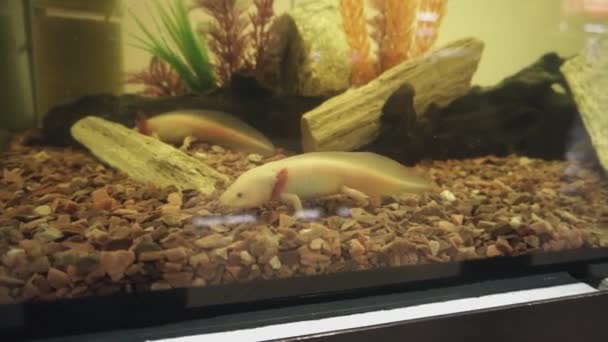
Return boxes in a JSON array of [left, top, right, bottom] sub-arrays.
[[219, 151, 434, 211]]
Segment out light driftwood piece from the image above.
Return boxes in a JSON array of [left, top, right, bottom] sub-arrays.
[[71, 116, 229, 194], [300, 38, 484, 152], [561, 40, 608, 172]]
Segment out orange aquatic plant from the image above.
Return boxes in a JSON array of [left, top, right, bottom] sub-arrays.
[[410, 0, 447, 57], [339, 0, 377, 86], [370, 0, 420, 72]]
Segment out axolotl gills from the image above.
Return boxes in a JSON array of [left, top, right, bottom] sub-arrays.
[[219, 151, 434, 212], [135, 109, 276, 157]]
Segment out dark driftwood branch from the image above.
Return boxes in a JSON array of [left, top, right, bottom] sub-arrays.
[[366, 52, 589, 165]]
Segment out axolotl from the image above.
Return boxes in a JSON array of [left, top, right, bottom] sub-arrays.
[[135, 109, 276, 156], [219, 151, 433, 211]]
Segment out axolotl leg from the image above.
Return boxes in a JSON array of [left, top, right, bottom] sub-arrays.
[[340, 185, 368, 202], [272, 169, 304, 212], [180, 135, 198, 151], [340, 185, 382, 207], [279, 193, 303, 212]]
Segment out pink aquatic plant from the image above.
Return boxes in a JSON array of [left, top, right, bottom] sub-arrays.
[[192, 0, 250, 85], [124, 56, 188, 97], [191, 0, 277, 84], [247, 0, 275, 72]]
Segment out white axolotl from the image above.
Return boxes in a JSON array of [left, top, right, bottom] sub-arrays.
[[219, 151, 434, 211]]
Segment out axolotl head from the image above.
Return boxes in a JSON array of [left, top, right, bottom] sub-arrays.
[[219, 167, 278, 208]]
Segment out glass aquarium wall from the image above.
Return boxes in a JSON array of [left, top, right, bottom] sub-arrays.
[[1, 0, 608, 307]]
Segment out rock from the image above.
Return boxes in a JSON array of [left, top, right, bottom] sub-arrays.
[[47, 268, 70, 289], [561, 39, 608, 171], [0, 275, 25, 286], [211, 145, 225, 153], [195, 234, 234, 249], [34, 226, 64, 242], [75, 256, 99, 275], [440, 190, 456, 202], [91, 188, 115, 211], [99, 250, 135, 282], [34, 205, 52, 216], [260, 0, 351, 96], [486, 245, 502, 257], [164, 247, 188, 262], [269, 255, 282, 270], [163, 272, 193, 288], [247, 153, 263, 163]]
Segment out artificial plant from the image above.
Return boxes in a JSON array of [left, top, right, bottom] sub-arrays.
[[339, 0, 377, 86], [247, 0, 276, 72], [191, 0, 276, 85], [370, 0, 420, 72], [410, 0, 448, 58], [128, 0, 217, 93], [125, 56, 188, 97], [192, 0, 250, 85]]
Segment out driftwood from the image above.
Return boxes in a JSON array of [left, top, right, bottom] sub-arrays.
[[70, 116, 229, 194], [561, 40, 608, 172], [40, 75, 327, 152], [365, 52, 588, 165], [300, 38, 484, 152]]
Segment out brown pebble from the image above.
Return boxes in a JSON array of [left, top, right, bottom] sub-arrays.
[[486, 245, 502, 257], [91, 189, 115, 210], [47, 268, 69, 289], [139, 250, 165, 262], [163, 272, 193, 288], [195, 234, 233, 249], [99, 250, 135, 282], [0, 275, 25, 286], [164, 247, 189, 262]]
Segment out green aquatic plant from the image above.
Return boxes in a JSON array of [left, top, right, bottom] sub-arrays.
[[128, 0, 217, 93]]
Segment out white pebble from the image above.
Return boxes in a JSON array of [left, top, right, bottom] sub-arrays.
[[34, 205, 52, 216], [247, 153, 263, 163], [509, 216, 522, 228], [440, 190, 456, 202], [269, 255, 282, 270], [194, 152, 207, 160], [211, 145, 225, 153]]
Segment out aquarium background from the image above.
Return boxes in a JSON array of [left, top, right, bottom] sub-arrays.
[[1, 0, 608, 312], [1, 0, 605, 130]]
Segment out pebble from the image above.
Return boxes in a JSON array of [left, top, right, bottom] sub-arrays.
[[194, 152, 208, 160], [269, 256, 282, 270], [247, 154, 263, 163], [509, 216, 522, 229], [440, 190, 456, 202], [34, 227, 63, 241], [34, 205, 52, 216], [100, 250, 135, 282], [211, 145, 225, 153], [0, 275, 25, 286], [195, 234, 234, 249], [47, 268, 69, 289]]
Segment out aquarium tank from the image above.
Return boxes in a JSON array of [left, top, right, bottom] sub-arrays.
[[1, 0, 608, 332]]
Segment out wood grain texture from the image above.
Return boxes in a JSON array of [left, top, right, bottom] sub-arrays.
[[71, 116, 229, 194], [561, 40, 608, 172]]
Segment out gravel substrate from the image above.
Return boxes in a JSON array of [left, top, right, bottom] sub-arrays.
[[1, 133, 608, 304]]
